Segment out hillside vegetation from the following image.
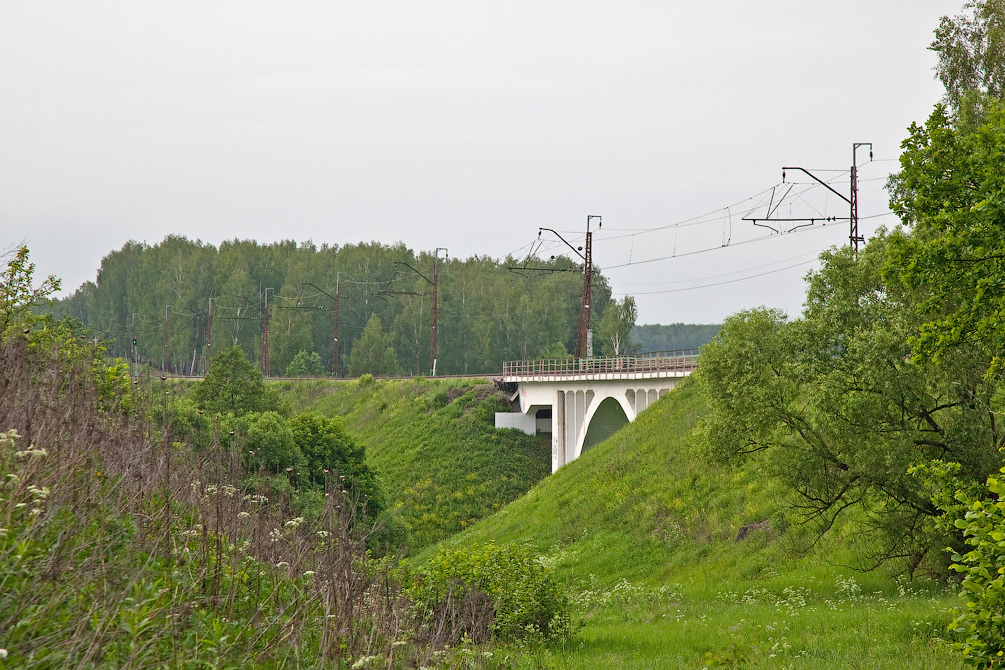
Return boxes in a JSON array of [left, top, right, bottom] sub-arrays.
[[276, 376, 551, 551], [2, 249, 572, 669], [426, 380, 966, 668], [0, 286, 411, 668]]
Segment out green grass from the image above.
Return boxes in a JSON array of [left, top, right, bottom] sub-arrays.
[[545, 572, 961, 669], [425, 380, 781, 578], [415, 379, 969, 668], [274, 376, 552, 550]]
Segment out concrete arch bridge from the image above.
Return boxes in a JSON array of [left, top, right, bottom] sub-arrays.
[[495, 350, 698, 472]]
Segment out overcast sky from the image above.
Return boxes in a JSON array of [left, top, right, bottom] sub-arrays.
[[2, 1, 961, 324]]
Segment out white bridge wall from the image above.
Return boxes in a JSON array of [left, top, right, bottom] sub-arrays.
[[515, 378, 684, 472]]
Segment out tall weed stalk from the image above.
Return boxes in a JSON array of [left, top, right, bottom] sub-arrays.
[[0, 334, 436, 668]]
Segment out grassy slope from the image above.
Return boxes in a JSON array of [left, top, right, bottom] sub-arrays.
[[423, 380, 966, 669], [426, 379, 789, 581], [274, 377, 551, 551]]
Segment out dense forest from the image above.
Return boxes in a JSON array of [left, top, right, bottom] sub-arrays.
[[52, 237, 620, 377]]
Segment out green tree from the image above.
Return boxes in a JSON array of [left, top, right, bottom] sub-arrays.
[[597, 295, 639, 356], [285, 350, 324, 377], [244, 411, 301, 474], [888, 101, 1005, 378], [631, 323, 720, 353], [289, 413, 383, 516], [347, 314, 399, 377], [411, 542, 573, 643], [934, 464, 1005, 666], [52, 235, 608, 376], [538, 340, 572, 359], [931, 0, 1005, 117], [699, 237, 1001, 569], [192, 345, 278, 416], [1, 246, 60, 336]]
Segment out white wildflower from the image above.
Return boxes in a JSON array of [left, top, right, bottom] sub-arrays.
[[27, 485, 50, 499]]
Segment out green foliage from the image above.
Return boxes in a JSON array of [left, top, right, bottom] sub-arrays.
[[931, 0, 1005, 117], [885, 64, 1005, 669], [283, 378, 550, 551], [0, 245, 60, 337], [193, 345, 281, 416], [163, 402, 389, 527], [697, 237, 1002, 569], [289, 412, 383, 517], [411, 542, 574, 643], [597, 295, 639, 356], [538, 340, 572, 360], [286, 349, 324, 377], [94, 356, 135, 414], [347, 314, 400, 377], [926, 464, 1005, 667], [0, 249, 136, 418], [159, 393, 212, 448], [888, 102, 1005, 381], [50, 237, 610, 376], [245, 410, 300, 473]]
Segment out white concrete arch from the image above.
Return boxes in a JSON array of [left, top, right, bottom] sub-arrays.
[[577, 396, 633, 459], [501, 372, 692, 472]]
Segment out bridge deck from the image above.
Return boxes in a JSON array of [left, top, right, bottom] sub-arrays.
[[502, 349, 698, 383]]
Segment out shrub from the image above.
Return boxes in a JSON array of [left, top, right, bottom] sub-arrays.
[[409, 542, 574, 644], [289, 412, 384, 518], [939, 465, 1005, 666], [193, 346, 281, 416], [244, 411, 301, 474], [286, 350, 324, 377]]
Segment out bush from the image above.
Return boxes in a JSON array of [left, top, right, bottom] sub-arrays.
[[193, 346, 282, 416], [939, 465, 1005, 666], [289, 412, 384, 518], [244, 411, 301, 474], [409, 542, 574, 644], [286, 350, 324, 377]]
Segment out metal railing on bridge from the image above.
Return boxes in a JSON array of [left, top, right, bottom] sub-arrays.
[[502, 349, 699, 378]]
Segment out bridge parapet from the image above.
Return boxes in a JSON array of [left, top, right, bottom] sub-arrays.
[[502, 349, 698, 383]]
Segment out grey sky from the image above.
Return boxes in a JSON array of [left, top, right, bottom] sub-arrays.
[[3, 1, 958, 324]]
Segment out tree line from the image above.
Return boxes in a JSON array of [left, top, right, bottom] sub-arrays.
[[52, 237, 635, 377]]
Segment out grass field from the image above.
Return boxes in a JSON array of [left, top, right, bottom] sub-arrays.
[[416, 380, 968, 668]]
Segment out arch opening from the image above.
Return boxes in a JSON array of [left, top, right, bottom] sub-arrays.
[[581, 396, 630, 454]]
